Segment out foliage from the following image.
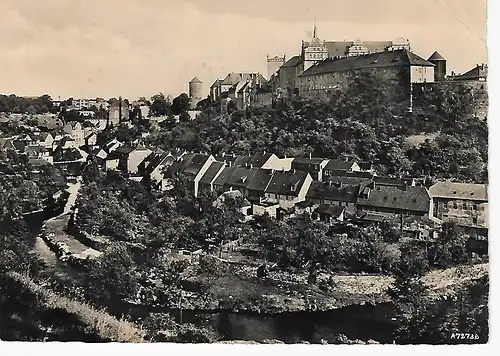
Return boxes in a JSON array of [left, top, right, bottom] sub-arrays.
[[145, 72, 487, 182], [0, 150, 67, 221], [259, 217, 402, 275], [85, 242, 140, 304], [0, 94, 55, 114]]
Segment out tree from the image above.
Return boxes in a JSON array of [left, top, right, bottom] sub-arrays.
[[85, 243, 139, 304], [171, 93, 190, 115]]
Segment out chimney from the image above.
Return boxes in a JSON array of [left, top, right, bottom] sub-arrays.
[[250, 164, 253, 169], [309, 152, 312, 159], [284, 155, 287, 159]]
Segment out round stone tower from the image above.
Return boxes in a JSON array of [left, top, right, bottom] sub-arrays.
[[428, 51, 447, 82], [188, 77, 203, 109]]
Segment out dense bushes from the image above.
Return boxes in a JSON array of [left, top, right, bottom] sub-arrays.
[[258, 217, 476, 277], [389, 246, 488, 344]]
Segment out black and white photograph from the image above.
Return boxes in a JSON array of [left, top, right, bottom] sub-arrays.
[[0, 0, 493, 349]]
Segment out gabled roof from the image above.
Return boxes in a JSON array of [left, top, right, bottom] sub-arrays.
[[428, 51, 445, 61], [281, 55, 303, 68], [220, 72, 266, 86], [453, 64, 488, 80], [146, 152, 174, 175], [315, 204, 345, 217], [306, 181, 360, 203], [12, 140, 26, 152], [429, 181, 488, 201], [248, 153, 275, 168], [115, 145, 136, 155], [39, 132, 53, 141], [266, 170, 309, 196], [324, 159, 358, 171], [199, 161, 225, 185], [166, 152, 196, 177], [211, 79, 222, 88], [357, 185, 430, 213], [182, 154, 212, 177], [190, 77, 202, 83], [225, 167, 259, 189], [246, 168, 275, 192], [299, 49, 434, 77], [213, 166, 237, 186]]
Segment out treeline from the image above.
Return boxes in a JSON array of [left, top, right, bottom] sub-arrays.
[[0, 151, 68, 222], [0, 94, 57, 115], [145, 73, 487, 183]]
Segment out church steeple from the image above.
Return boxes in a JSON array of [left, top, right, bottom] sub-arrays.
[[313, 16, 317, 39]]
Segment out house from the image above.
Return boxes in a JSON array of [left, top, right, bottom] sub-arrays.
[[325, 170, 374, 186], [56, 137, 77, 150], [0, 139, 18, 152], [356, 184, 432, 219], [401, 214, 441, 240], [198, 161, 226, 193], [167, 153, 217, 197], [231, 153, 282, 170], [89, 118, 108, 131], [12, 140, 27, 153], [104, 138, 124, 153], [113, 144, 153, 174], [450, 63, 488, 82], [142, 151, 176, 186], [245, 168, 275, 203], [322, 159, 361, 179], [63, 122, 85, 147], [312, 204, 345, 223], [224, 167, 259, 193], [210, 72, 267, 101], [37, 132, 55, 149], [291, 156, 329, 181], [104, 151, 120, 170], [264, 170, 313, 209], [84, 132, 98, 148], [305, 181, 360, 215], [25, 145, 52, 163], [428, 181, 488, 230], [212, 166, 237, 191]]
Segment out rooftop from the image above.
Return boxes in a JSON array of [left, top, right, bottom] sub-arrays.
[[357, 185, 430, 213], [299, 49, 434, 77], [429, 181, 488, 201]]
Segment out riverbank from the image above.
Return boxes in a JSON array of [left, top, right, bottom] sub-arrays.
[[174, 259, 489, 314]]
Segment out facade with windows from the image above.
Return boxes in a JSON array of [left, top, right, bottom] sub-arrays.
[[429, 181, 488, 229]]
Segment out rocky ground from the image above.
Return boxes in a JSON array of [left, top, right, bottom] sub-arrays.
[[177, 255, 489, 314]]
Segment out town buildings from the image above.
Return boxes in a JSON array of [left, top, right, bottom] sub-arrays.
[[429, 181, 488, 230], [296, 49, 435, 102]]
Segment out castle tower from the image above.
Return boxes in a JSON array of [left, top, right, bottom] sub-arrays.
[[428, 51, 446, 81], [267, 54, 286, 79], [303, 18, 328, 72], [188, 77, 203, 109]]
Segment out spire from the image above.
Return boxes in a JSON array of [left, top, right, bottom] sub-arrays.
[[313, 16, 317, 39]]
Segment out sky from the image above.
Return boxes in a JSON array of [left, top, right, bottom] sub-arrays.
[[0, 0, 487, 100]]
